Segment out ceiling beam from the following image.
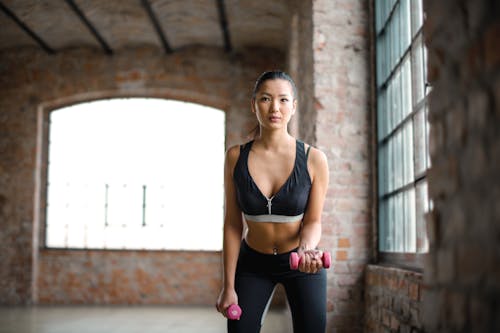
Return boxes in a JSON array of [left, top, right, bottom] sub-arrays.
[[65, 0, 113, 55], [141, 0, 173, 54], [0, 2, 55, 54], [216, 0, 232, 52]]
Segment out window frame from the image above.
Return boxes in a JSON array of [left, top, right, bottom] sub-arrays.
[[38, 97, 226, 252], [372, 0, 431, 270]]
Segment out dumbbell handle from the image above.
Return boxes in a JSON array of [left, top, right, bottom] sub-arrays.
[[226, 304, 242, 320], [289, 251, 331, 270]]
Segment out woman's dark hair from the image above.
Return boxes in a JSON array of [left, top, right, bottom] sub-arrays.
[[252, 70, 298, 100]]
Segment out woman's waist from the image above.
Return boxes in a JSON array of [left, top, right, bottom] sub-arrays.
[[244, 230, 300, 255]]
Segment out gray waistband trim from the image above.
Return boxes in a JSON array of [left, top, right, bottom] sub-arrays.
[[243, 213, 304, 223]]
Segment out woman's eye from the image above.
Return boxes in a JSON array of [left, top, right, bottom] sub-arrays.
[[261, 97, 270, 102], [281, 98, 289, 102]]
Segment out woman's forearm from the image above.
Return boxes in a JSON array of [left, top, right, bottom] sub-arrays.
[[299, 221, 322, 250], [222, 222, 243, 289]]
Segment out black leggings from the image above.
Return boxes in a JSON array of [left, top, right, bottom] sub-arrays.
[[228, 241, 327, 333]]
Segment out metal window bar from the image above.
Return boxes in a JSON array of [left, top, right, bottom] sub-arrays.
[[377, 25, 423, 92], [142, 185, 147, 227], [376, 0, 399, 35], [104, 183, 109, 227]]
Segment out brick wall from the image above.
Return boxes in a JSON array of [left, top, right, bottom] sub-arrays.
[[422, 0, 500, 332], [302, 1, 372, 331], [0, 46, 283, 304], [365, 265, 423, 333]]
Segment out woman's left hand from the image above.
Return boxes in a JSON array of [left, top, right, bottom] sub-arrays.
[[297, 249, 323, 274]]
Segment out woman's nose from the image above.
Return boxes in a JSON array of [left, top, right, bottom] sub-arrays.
[[271, 100, 280, 112]]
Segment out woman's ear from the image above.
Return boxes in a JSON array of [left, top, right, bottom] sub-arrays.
[[251, 98, 256, 114], [292, 99, 298, 116]]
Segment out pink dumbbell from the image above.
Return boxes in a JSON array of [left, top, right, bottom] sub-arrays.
[[289, 251, 331, 270], [226, 304, 242, 320]]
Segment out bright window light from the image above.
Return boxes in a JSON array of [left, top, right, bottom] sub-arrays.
[[375, 0, 430, 254], [45, 98, 225, 251]]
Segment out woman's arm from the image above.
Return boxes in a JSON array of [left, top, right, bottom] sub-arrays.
[[298, 146, 329, 273], [217, 145, 244, 315]]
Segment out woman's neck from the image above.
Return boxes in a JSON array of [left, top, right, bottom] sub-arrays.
[[256, 128, 294, 150]]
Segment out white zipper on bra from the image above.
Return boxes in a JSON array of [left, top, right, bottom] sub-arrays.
[[266, 196, 275, 215]]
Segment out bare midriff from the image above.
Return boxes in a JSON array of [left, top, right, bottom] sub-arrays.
[[244, 219, 302, 254]]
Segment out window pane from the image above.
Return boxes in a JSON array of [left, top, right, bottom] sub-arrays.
[[375, 0, 384, 33], [403, 120, 414, 185], [107, 183, 143, 227], [401, 54, 412, 119], [393, 67, 402, 126], [389, 12, 396, 72], [45, 98, 225, 251], [394, 129, 403, 189], [411, 34, 425, 106], [378, 144, 386, 196], [387, 136, 394, 192], [387, 80, 393, 133], [400, 0, 411, 56], [413, 107, 427, 175], [394, 192, 403, 251], [425, 104, 431, 169], [376, 0, 429, 255], [415, 180, 429, 252], [376, 36, 386, 87], [411, 0, 423, 37], [404, 188, 416, 252], [377, 89, 387, 141], [379, 198, 388, 250]]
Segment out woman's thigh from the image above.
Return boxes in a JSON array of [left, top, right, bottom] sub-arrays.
[[282, 270, 327, 333], [228, 273, 276, 333]]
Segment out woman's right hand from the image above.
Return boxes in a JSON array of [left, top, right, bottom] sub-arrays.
[[216, 287, 238, 318], [297, 248, 324, 274]]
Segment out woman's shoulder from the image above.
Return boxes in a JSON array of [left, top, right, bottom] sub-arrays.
[[299, 140, 325, 158], [225, 145, 239, 162], [301, 141, 328, 168], [225, 140, 252, 163]]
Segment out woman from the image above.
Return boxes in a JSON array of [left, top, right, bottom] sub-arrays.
[[216, 71, 329, 333]]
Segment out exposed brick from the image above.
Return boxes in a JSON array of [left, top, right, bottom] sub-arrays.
[[462, 38, 484, 80], [422, 3, 500, 332], [436, 247, 455, 284], [365, 266, 423, 332], [494, 74, 500, 117], [391, 315, 399, 331], [469, 296, 492, 333], [408, 283, 420, 302], [483, 21, 500, 70], [336, 250, 348, 261], [460, 137, 488, 186], [467, 87, 491, 131], [456, 242, 490, 286], [428, 119, 445, 159], [446, 291, 466, 331], [464, 0, 489, 34], [427, 155, 459, 199], [445, 101, 466, 148], [425, 210, 439, 249], [338, 237, 351, 248], [442, 197, 467, 244]]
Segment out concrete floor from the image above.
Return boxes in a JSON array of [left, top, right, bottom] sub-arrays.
[[0, 305, 292, 333]]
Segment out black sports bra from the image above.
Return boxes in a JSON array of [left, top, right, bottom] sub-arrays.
[[233, 140, 312, 223]]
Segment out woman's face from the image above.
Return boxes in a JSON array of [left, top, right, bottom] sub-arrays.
[[252, 79, 297, 130]]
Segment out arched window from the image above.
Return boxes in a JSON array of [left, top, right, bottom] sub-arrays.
[[45, 98, 225, 251]]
